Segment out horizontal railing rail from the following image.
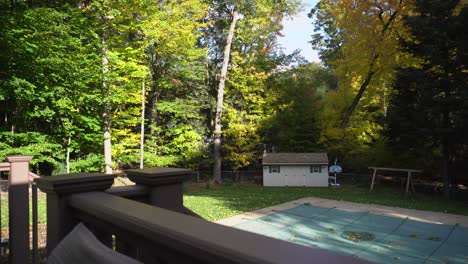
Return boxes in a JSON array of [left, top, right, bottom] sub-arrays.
[[106, 185, 150, 203], [105, 185, 202, 218], [69, 191, 365, 264], [36, 169, 369, 264], [0, 162, 10, 172]]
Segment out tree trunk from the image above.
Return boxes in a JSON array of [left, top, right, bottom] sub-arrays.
[[340, 55, 377, 128], [102, 36, 112, 174], [383, 87, 387, 118], [148, 49, 160, 137], [340, 1, 402, 128], [148, 88, 158, 137], [66, 136, 71, 174], [442, 137, 450, 199], [213, 10, 239, 184], [442, 69, 452, 199], [140, 80, 146, 169]]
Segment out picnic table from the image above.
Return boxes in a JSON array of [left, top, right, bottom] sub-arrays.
[[369, 167, 422, 196]]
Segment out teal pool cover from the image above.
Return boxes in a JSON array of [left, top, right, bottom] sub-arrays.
[[234, 205, 468, 263]]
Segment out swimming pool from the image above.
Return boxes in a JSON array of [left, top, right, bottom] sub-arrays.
[[233, 205, 468, 263]]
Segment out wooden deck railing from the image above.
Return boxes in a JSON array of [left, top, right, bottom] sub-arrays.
[[35, 168, 367, 264], [0, 156, 41, 264]]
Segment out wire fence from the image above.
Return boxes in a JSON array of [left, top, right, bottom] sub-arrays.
[[190, 170, 263, 184]]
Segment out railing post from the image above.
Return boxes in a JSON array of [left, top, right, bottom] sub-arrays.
[[35, 173, 116, 255], [7, 155, 32, 264], [126, 168, 192, 213]]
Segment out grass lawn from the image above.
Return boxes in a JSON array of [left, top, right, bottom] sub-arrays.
[[183, 183, 468, 221], [1, 183, 467, 227], [1, 191, 47, 229]]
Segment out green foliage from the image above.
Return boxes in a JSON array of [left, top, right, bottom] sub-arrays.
[[143, 153, 181, 167], [0, 132, 62, 170], [0, 4, 103, 172], [69, 154, 105, 173], [263, 63, 334, 152], [223, 107, 261, 171], [309, 0, 344, 67], [386, 0, 467, 192], [310, 0, 420, 167], [0, 0, 211, 171], [3, 0, 444, 177], [205, 0, 301, 180]]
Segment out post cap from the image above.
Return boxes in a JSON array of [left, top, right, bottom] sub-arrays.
[[35, 173, 116, 194], [7, 155, 33, 163], [126, 167, 192, 186]]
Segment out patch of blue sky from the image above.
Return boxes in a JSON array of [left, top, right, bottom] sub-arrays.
[[277, 0, 321, 63]]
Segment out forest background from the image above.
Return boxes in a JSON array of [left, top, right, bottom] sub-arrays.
[[0, 0, 466, 198]]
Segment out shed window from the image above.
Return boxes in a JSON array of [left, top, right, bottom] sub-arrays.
[[310, 165, 322, 173], [269, 165, 280, 173]]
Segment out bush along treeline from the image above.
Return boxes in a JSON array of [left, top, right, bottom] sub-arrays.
[[1, 0, 466, 199]]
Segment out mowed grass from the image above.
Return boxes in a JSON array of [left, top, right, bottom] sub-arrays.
[[183, 183, 468, 221], [1, 183, 467, 227], [1, 191, 47, 228]]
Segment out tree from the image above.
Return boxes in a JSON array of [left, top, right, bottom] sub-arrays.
[[209, 0, 301, 183], [0, 0, 211, 173], [386, 0, 467, 198], [0, 0, 313, 175], [0, 3, 103, 173], [212, 4, 238, 184], [85, 0, 154, 172], [223, 107, 260, 181], [310, 0, 412, 128], [310, 0, 416, 164], [263, 63, 335, 152], [0, 132, 62, 174], [142, 0, 209, 168]]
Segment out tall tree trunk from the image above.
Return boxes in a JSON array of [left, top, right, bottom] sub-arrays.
[[442, 69, 452, 199], [213, 10, 239, 184], [340, 58, 377, 128], [102, 36, 112, 174], [340, 0, 402, 128], [66, 136, 71, 174], [148, 48, 160, 137], [442, 136, 450, 199], [148, 88, 158, 137], [140, 80, 146, 169], [383, 86, 387, 118]]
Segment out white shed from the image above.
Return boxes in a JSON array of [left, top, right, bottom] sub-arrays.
[[262, 153, 329, 187]]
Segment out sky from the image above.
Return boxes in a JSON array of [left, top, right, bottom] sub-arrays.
[[278, 0, 320, 63]]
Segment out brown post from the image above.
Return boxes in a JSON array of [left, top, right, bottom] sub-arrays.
[[7, 156, 32, 264], [126, 168, 192, 213], [35, 173, 116, 255]]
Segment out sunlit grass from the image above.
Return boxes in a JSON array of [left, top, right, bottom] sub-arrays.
[[1, 183, 466, 227], [183, 184, 468, 222], [1, 191, 47, 228]]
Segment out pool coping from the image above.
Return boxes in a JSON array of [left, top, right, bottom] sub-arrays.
[[215, 197, 468, 228]]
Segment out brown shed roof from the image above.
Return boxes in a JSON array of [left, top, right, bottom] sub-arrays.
[[262, 153, 328, 165]]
